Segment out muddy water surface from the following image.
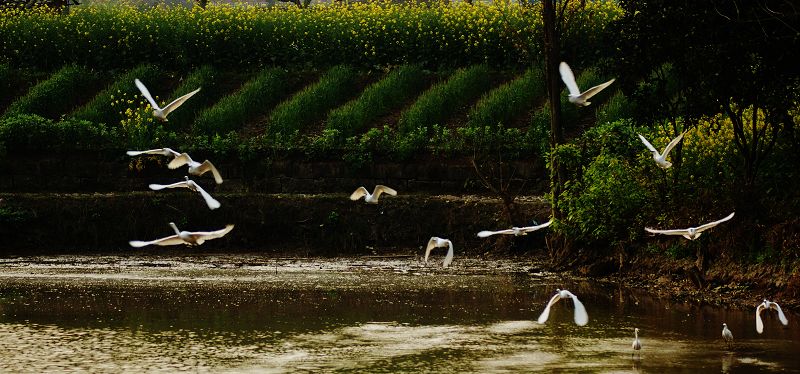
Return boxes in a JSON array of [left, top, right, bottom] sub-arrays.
[[0, 255, 797, 373]]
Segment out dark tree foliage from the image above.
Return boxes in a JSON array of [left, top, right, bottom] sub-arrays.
[[611, 0, 799, 192]]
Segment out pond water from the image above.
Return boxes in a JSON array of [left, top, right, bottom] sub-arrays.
[[0, 255, 797, 373]]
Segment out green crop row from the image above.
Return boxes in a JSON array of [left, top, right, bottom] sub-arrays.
[[467, 66, 545, 129], [194, 67, 291, 136], [397, 64, 492, 134], [71, 64, 163, 126], [0, 2, 622, 70], [4, 64, 102, 120]]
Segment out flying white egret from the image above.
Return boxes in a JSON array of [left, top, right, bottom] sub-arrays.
[[129, 222, 234, 248], [350, 185, 397, 204], [126, 147, 181, 158], [558, 62, 615, 107], [632, 328, 642, 356], [135, 78, 200, 121], [537, 289, 589, 326], [722, 323, 733, 348], [637, 131, 687, 169], [424, 237, 454, 268], [755, 299, 789, 334], [149, 176, 221, 210], [168, 152, 223, 184], [477, 219, 553, 238], [645, 212, 735, 240]]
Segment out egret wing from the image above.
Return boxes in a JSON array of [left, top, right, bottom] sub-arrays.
[[162, 87, 201, 117], [149, 181, 189, 190], [134, 79, 160, 110], [191, 224, 234, 240], [645, 227, 690, 236], [424, 237, 437, 263], [373, 185, 397, 198], [558, 62, 581, 96], [771, 302, 789, 326], [537, 293, 561, 324], [442, 241, 454, 268], [129, 234, 185, 248], [637, 134, 659, 154], [520, 219, 553, 233], [568, 292, 589, 326], [196, 160, 223, 184], [194, 183, 221, 210], [579, 79, 615, 101], [477, 229, 514, 238], [696, 212, 735, 233], [756, 303, 766, 333], [350, 187, 368, 201], [661, 131, 686, 157], [168, 153, 192, 169], [127, 148, 180, 157]]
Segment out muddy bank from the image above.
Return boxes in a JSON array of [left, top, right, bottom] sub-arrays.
[[0, 193, 551, 255]]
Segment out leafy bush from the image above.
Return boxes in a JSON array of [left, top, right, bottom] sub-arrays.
[[267, 65, 359, 138], [162, 65, 219, 131], [327, 64, 428, 137], [595, 90, 633, 124], [398, 64, 492, 134], [194, 67, 290, 135], [71, 64, 162, 125], [467, 66, 544, 128], [0, 114, 117, 152], [4, 64, 102, 120], [0, 2, 622, 70]]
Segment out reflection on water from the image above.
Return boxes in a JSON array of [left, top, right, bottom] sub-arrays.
[[0, 256, 797, 373]]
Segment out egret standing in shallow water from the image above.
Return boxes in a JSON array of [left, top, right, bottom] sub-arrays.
[[632, 328, 642, 357], [350, 185, 397, 204], [722, 323, 733, 349], [424, 237, 453, 268], [537, 289, 589, 326], [755, 299, 789, 334]]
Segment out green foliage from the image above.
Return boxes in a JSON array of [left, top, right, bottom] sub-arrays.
[[4, 64, 102, 120], [0, 2, 622, 70], [398, 64, 491, 134], [595, 90, 633, 124], [71, 64, 162, 125], [194, 67, 290, 135], [0, 114, 117, 152], [327, 64, 427, 137], [467, 66, 544, 128], [268, 65, 359, 138], [163, 65, 219, 131]]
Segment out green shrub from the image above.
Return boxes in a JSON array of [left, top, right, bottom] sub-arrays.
[[267, 65, 359, 138], [71, 64, 162, 125], [327, 64, 427, 137], [0, 114, 116, 152], [162, 65, 219, 131], [398, 64, 492, 134], [194, 67, 290, 135], [467, 66, 544, 128], [4, 64, 102, 120], [596, 90, 633, 124]]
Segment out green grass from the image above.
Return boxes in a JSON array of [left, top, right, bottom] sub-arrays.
[[397, 64, 492, 134], [466, 66, 544, 128], [193, 67, 290, 136], [163, 65, 219, 131], [326, 65, 428, 137], [267, 65, 359, 138], [596, 90, 633, 124], [71, 64, 163, 126], [4, 64, 102, 120]]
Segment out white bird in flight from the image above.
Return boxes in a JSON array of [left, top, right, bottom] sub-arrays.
[[424, 237, 454, 268], [558, 62, 615, 107], [477, 219, 553, 238], [127, 148, 223, 184], [350, 185, 397, 204], [149, 176, 221, 210], [722, 323, 733, 348], [129, 222, 234, 248], [638, 131, 687, 169], [135, 78, 201, 121], [755, 299, 789, 334], [645, 212, 735, 240], [632, 328, 642, 354], [537, 289, 589, 326]]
